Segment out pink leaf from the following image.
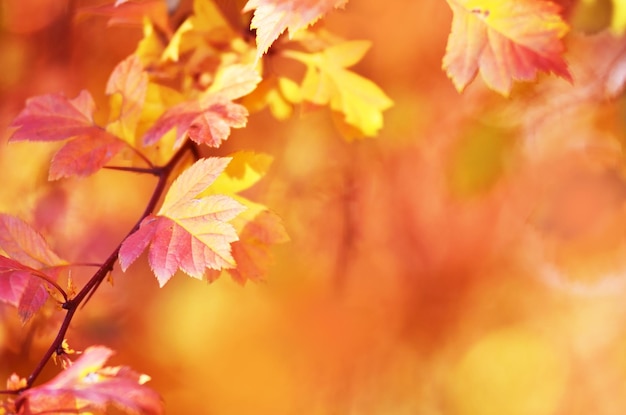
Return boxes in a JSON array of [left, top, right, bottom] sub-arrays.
[[0, 214, 64, 268], [119, 158, 246, 286], [442, 0, 572, 95], [8, 91, 127, 178], [19, 346, 163, 415], [243, 0, 349, 59], [143, 97, 248, 148], [49, 131, 127, 180], [0, 215, 65, 322], [9, 90, 96, 141]]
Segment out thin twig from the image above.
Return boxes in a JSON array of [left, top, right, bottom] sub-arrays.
[[22, 140, 195, 390], [103, 165, 161, 175]]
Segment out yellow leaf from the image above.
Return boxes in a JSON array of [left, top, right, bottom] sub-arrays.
[[162, 0, 234, 62], [105, 55, 148, 143], [135, 17, 165, 65], [208, 151, 273, 196], [284, 41, 393, 138], [207, 64, 262, 100], [612, 0, 626, 34], [136, 83, 184, 164], [240, 76, 299, 119]]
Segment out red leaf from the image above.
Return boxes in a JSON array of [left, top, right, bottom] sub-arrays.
[[0, 215, 65, 321], [119, 158, 246, 286], [143, 97, 248, 148], [0, 256, 61, 322], [8, 91, 127, 179], [0, 256, 32, 307], [442, 0, 572, 95], [9, 90, 96, 141], [19, 346, 163, 415], [187, 100, 248, 147], [0, 214, 64, 268], [243, 0, 349, 59], [48, 131, 127, 180]]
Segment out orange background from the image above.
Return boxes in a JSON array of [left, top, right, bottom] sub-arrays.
[[1, 1, 626, 414]]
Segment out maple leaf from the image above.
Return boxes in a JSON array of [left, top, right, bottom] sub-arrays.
[[18, 346, 162, 415], [119, 158, 246, 287], [106, 54, 148, 143], [283, 41, 393, 137], [143, 96, 248, 148], [0, 214, 66, 322], [243, 0, 349, 59], [442, 0, 572, 96], [226, 210, 290, 284], [9, 91, 127, 179], [142, 57, 257, 151], [200, 151, 289, 283]]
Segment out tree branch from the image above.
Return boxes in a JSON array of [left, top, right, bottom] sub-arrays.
[[21, 139, 195, 390]]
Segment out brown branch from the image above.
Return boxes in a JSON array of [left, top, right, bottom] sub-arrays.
[[21, 139, 195, 390], [102, 165, 161, 175]]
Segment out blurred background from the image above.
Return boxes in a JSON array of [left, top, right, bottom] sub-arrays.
[[2, 0, 626, 414]]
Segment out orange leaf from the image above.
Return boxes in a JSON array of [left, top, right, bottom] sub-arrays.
[[243, 0, 349, 59], [119, 158, 246, 286], [442, 0, 572, 95], [228, 210, 289, 284]]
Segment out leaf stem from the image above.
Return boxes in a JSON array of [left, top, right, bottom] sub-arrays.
[[129, 146, 155, 168], [22, 139, 195, 390], [31, 270, 69, 303]]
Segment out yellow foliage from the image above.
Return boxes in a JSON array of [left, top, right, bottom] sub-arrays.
[[283, 41, 393, 138]]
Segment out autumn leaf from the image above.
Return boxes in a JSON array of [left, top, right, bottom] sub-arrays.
[[283, 41, 393, 138], [142, 63, 257, 152], [143, 96, 248, 148], [9, 90, 127, 179], [162, 0, 236, 62], [0, 256, 37, 308], [76, 0, 171, 35], [49, 130, 127, 180], [226, 210, 290, 284], [119, 158, 246, 287], [0, 214, 66, 322], [9, 90, 97, 141], [242, 75, 302, 119], [106, 54, 148, 143], [243, 0, 349, 59], [207, 64, 262, 101], [18, 346, 162, 415], [200, 151, 289, 283], [442, 0, 572, 95]]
